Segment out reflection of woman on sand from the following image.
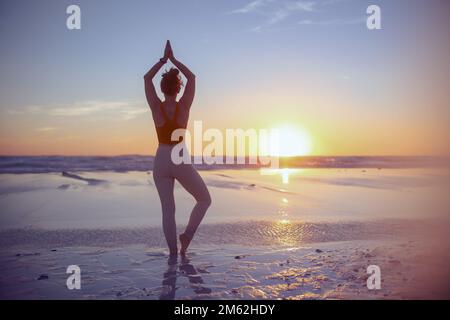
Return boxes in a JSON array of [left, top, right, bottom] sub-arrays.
[[160, 256, 211, 300], [144, 41, 211, 257]]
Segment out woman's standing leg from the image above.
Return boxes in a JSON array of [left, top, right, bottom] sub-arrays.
[[173, 163, 211, 254], [153, 147, 178, 255], [154, 175, 177, 255]]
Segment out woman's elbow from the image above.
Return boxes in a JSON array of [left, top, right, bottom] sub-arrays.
[[144, 72, 154, 81]]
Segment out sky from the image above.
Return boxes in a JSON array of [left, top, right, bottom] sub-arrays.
[[0, 0, 449, 156]]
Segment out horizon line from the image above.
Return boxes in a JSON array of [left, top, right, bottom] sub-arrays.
[[0, 154, 448, 158]]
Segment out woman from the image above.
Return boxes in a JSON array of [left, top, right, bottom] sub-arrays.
[[144, 41, 211, 257]]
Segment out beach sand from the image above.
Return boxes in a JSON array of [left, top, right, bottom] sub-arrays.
[[0, 168, 449, 299]]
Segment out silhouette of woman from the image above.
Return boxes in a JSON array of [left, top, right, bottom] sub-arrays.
[[144, 41, 211, 257]]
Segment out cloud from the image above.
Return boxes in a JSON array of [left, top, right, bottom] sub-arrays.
[[232, 0, 358, 32], [268, 9, 290, 24], [9, 100, 147, 121], [264, 2, 316, 25], [7, 105, 42, 115], [320, 0, 351, 5], [228, 0, 274, 14], [285, 1, 316, 12], [249, 25, 263, 32], [298, 17, 365, 26], [231, 0, 316, 25], [36, 127, 58, 132]]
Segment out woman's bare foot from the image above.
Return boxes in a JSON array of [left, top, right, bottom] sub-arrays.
[[167, 254, 178, 266], [179, 233, 192, 256]]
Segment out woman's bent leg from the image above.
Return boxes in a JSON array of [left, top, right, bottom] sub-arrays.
[[173, 164, 211, 241]]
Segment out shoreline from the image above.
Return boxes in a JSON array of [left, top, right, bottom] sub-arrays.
[[0, 218, 444, 249]]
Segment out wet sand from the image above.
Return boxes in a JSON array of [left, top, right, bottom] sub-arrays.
[[0, 168, 449, 299], [1, 236, 449, 300]]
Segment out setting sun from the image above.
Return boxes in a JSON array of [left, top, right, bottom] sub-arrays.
[[269, 125, 312, 157]]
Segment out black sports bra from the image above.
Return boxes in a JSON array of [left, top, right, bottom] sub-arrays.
[[155, 102, 186, 145]]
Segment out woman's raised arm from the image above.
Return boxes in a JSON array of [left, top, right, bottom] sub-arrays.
[[172, 56, 196, 108], [166, 41, 196, 108], [144, 57, 167, 111]]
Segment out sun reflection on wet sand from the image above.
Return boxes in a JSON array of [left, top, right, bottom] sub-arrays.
[[272, 219, 299, 245], [260, 168, 303, 184], [274, 192, 297, 244]]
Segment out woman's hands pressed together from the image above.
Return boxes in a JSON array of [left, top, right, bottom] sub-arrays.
[[164, 40, 174, 62]]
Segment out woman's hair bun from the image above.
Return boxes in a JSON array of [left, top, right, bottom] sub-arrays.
[[162, 68, 179, 78], [160, 68, 183, 96], [169, 68, 179, 76]]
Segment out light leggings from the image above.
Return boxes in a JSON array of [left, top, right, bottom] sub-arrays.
[[153, 144, 211, 254]]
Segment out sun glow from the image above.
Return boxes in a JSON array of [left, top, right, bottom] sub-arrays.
[[269, 125, 312, 157]]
